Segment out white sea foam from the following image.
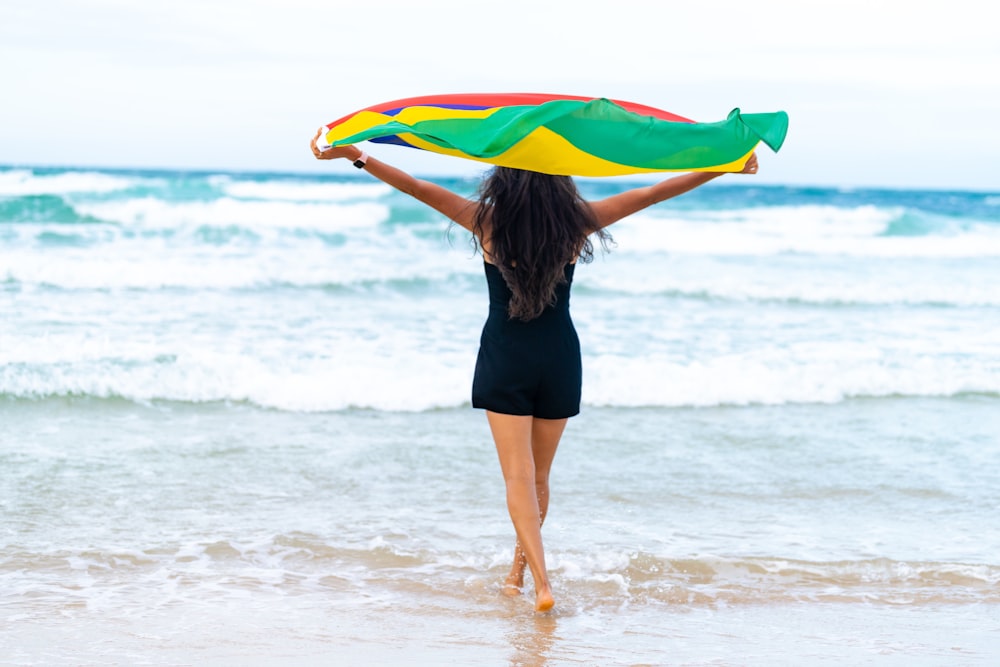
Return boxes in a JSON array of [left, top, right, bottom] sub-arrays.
[[0, 349, 474, 411], [578, 260, 1000, 307], [0, 232, 470, 289], [613, 206, 1000, 257], [3, 340, 996, 410], [215, 178, 392, 202], [4, 242, 996, 306], [0, 169, 147, 195], [582, 351, 1000, 408], [1, 248, 304, 289], [73, 197, 389, 231]]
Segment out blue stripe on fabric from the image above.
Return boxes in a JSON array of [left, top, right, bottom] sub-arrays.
[[381, 103, 494, 116]]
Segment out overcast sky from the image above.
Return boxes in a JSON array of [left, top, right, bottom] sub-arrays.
[[2, 0, 998, 190]]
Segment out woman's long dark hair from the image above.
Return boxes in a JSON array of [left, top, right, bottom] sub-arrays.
[[473, 167, 612, 321]]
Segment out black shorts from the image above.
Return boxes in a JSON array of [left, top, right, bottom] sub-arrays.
[[471, 313, 582, 420]]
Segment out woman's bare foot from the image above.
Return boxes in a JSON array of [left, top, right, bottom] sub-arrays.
[[534, 584, 555, 612], [502, 570, 524, 597], [500, 582, 522, 597], [502, 547, 527, 595]]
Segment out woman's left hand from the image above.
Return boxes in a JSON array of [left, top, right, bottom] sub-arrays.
[[740, 153, 759, 174]]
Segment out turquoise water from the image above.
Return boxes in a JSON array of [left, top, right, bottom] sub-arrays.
[[2, 165, 1000, 664]]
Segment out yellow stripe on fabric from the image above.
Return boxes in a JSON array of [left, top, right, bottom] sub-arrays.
[[493, 127, 658, 176], [685, 147, 758, 174], [323, 111, 391, 144], [323, 107, 502, 145], [408, 126, 662, 177], [399, 127, 628, 176], [395, 133, 478, 161]]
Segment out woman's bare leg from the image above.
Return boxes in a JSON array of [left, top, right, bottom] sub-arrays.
[[504, 417, 566, 593], [487, 411, 566, 611]]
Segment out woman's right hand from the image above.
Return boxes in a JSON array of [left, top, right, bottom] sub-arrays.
[[740, 153, 759, 174], [310, 129, 360, 161]]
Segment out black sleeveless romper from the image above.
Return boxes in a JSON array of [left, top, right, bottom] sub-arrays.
[[471, 262, 582, 419]]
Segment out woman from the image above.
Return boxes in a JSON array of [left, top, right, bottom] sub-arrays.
[[310, 130, 758, 611]]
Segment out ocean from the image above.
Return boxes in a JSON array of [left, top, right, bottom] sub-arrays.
[[2, 164, 999, 665]]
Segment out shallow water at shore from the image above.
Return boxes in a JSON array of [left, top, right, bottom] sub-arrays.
[[3, 399, 1000, 664]]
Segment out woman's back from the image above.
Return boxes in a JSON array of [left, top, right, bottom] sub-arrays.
[[483, 261, 574, 319], [473, 167, 608, 321]]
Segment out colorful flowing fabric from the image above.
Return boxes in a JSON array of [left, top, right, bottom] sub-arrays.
[[318, 93, 788, 177]]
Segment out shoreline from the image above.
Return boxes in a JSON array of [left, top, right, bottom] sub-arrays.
[[4, 396, 999, 665]]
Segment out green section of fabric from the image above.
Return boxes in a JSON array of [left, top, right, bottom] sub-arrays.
[[738, 109, 789, 152], [546, 102, 788, 169], [331, 99, 788, 173]]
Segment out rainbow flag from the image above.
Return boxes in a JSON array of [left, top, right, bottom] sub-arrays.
[[319, 93, 788, 177]]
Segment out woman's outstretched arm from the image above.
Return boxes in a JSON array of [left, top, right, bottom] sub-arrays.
[[310, 130, 477, 231], [589, 154, 758, 229]]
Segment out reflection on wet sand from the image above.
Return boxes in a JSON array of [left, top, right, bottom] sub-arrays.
[[506, 610, 558, 667]]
